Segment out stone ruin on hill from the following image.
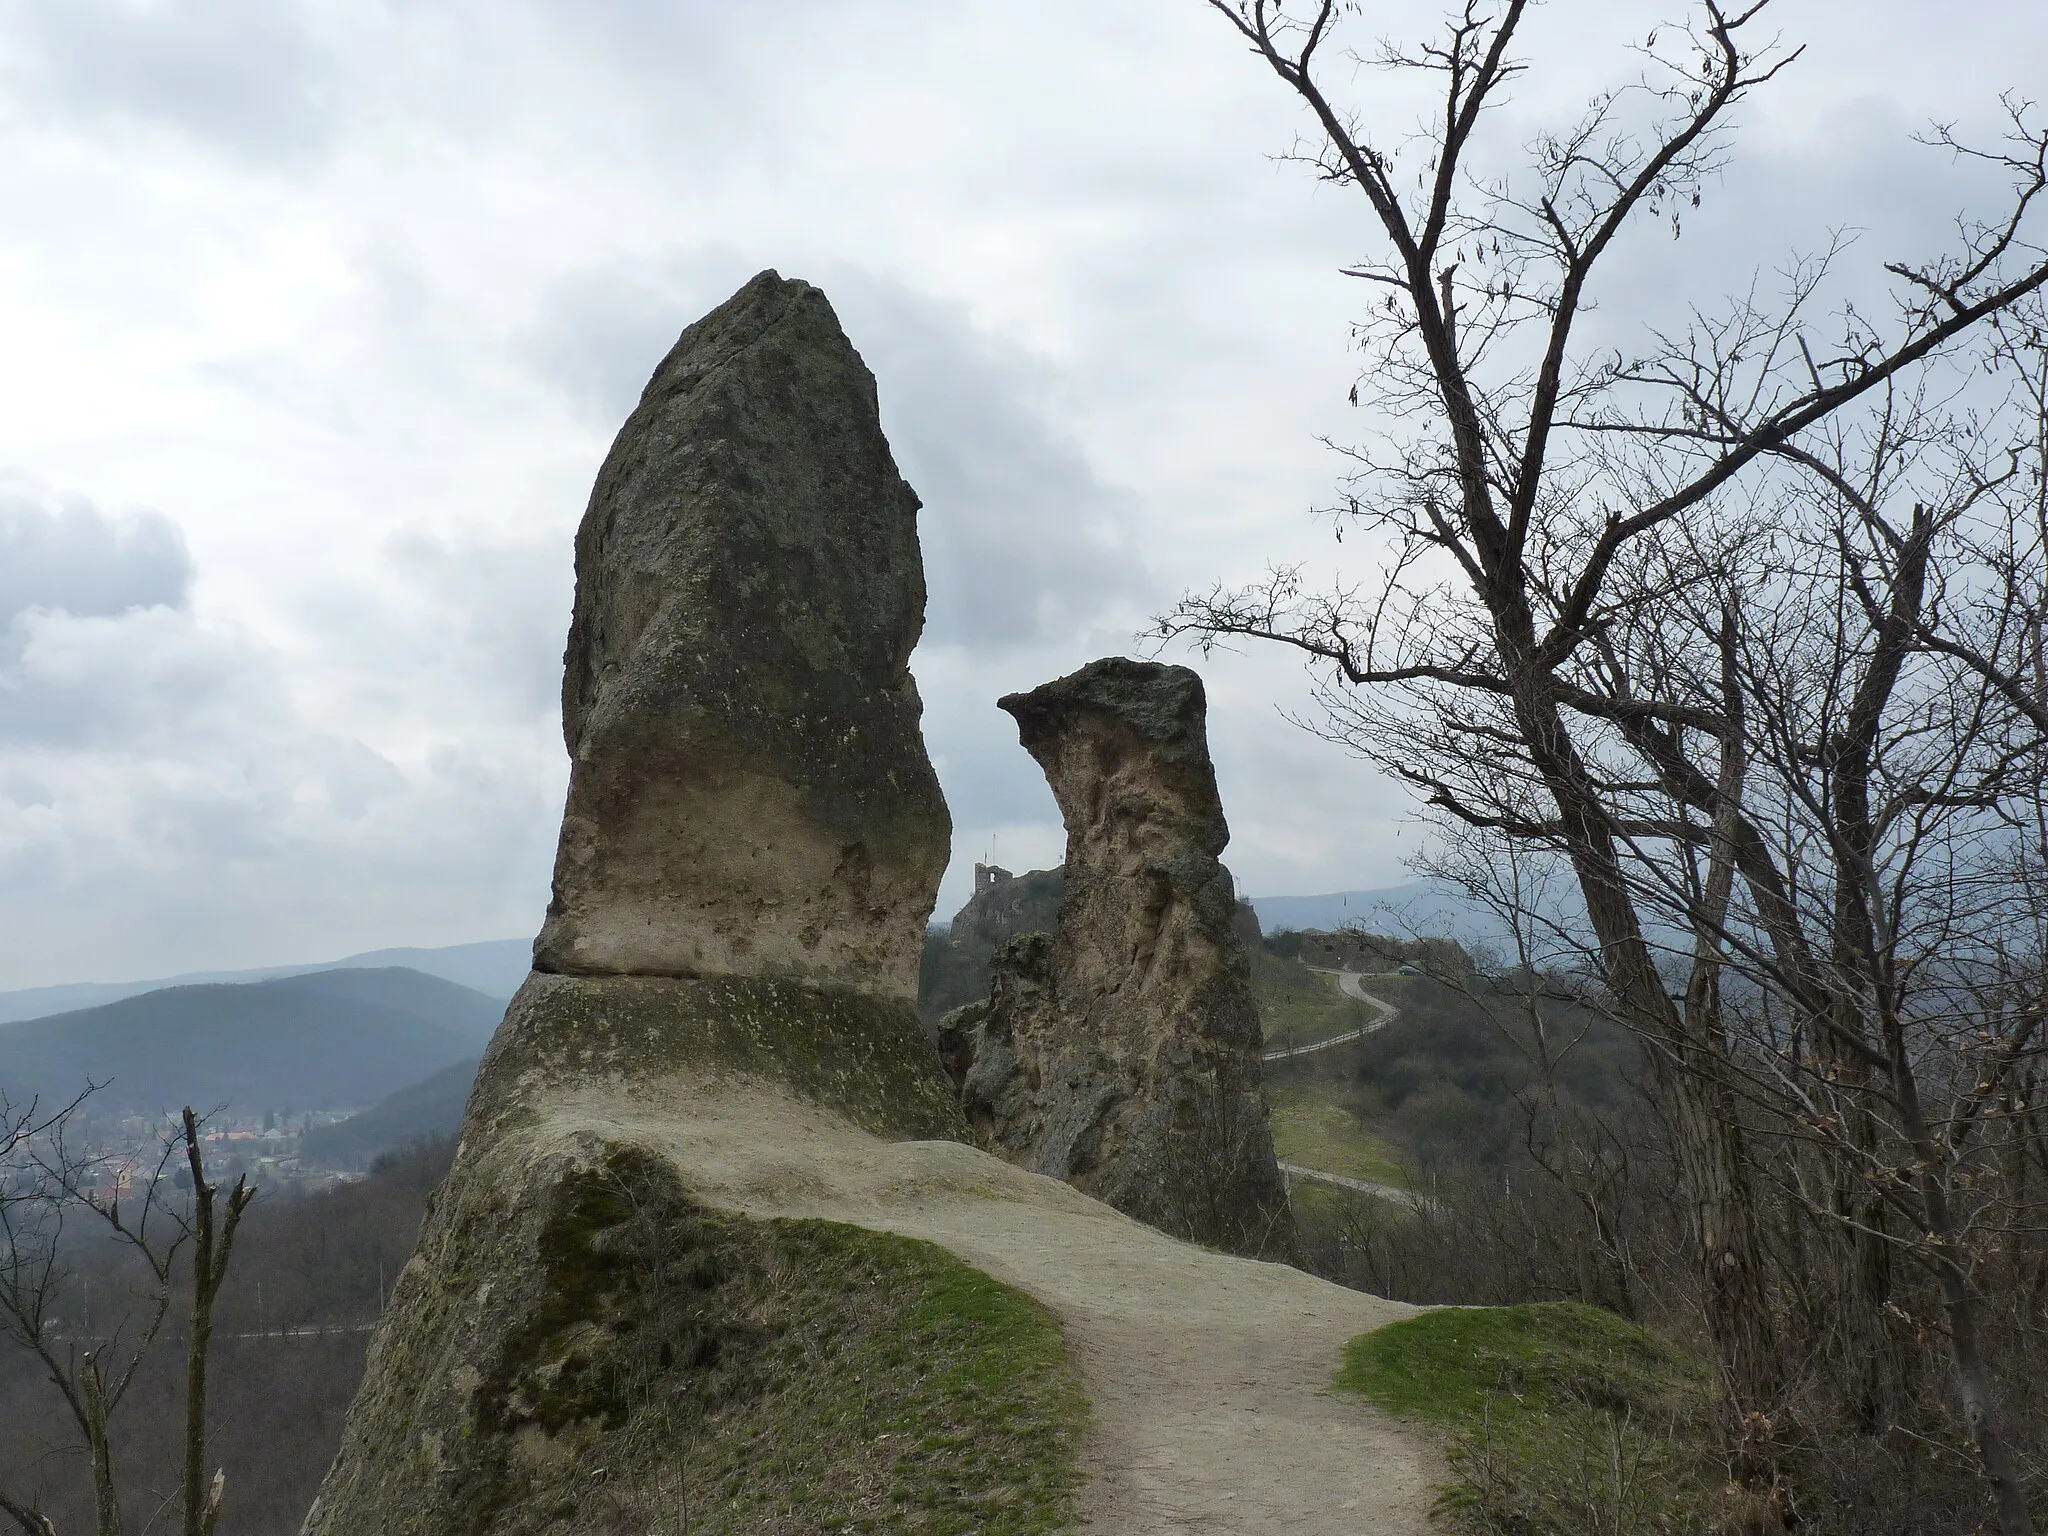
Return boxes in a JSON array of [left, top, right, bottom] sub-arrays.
[[303, 271, 962, 1535], [938, 657, 1297, 1261], [918, 860, 1067, 1023]]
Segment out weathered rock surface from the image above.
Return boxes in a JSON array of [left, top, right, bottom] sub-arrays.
[[303, 273, 972, 1536], [533, 268, 950, 1001], [948, 657, 1296, 1260]]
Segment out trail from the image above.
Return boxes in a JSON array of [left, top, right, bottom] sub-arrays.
[[538, 1080, 1440, 1536], [1261, 970, 1399, 1061]]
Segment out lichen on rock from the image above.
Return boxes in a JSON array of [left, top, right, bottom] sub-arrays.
[[946, 656, 1297, 1260]]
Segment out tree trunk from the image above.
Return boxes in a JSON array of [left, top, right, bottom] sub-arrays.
[[83, 1357, 121, 1536], [1661, 1055, 1781, 1427], [180, 1106, 249, 1536], [1934, 1240, 2036, 1536], [184, 1273, 214, 1536], [1508, 661, 1784, 1424]]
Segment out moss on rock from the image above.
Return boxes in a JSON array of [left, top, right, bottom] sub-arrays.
[[467, 971, 964, 1143], [305, 1134, 1084, 1536]]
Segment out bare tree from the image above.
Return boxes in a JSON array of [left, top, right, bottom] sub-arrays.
[[178, 1107, 253, 1536], [1165, 2, 2048, 1525], [0, 1098, 254, 1536]]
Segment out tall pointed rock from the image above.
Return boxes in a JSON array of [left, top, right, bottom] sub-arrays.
[[535, 269, 948, 997], [303, 273, 963, 1536]]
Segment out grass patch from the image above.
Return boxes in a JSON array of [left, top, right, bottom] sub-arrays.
[[1266, 1089, 1409, 1187], [1338, 1303, 1736, 1534], [602, 1219, 1085, 1535], [401, 1144, 1088, 1536]]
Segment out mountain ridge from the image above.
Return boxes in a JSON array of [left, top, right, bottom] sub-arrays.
[[0, 938, 533, 1024], [0, 967, 504, 1115]]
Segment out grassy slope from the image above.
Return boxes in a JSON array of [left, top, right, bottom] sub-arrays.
[[1253, 951, 1411, 1194], [1336, 1303, 1732, 1534], [673, 1220, 1088, 1534], [1265, 1088, 1409, 1187], [1251, 951, 1379, 1052], [425, 1198, 1088, 1536], [1254, 948, 1648, 1190]]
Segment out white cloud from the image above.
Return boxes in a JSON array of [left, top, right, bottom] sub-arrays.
[[0, 487, 565, 983], [0, 0, 2044, 983], [2, 0, 338, 163]]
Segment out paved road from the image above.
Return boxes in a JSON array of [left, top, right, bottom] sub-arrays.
[[1260, 970, 1398, 1061], [1277, 1161, 1434, 1212]]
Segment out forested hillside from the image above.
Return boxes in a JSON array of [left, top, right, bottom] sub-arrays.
[[300, 1054, 481, 1168]]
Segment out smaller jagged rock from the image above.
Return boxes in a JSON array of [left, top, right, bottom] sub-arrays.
[[949, 657, 1295, 1259]]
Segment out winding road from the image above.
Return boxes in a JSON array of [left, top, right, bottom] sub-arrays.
[[1260, 970, 1399, 1061], [1277, 1161, 1434, 1212]]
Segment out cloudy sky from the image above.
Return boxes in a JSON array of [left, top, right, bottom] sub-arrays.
[[0, 0, 2043, 988]]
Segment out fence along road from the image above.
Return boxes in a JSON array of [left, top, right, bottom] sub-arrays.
[[1260, 969, 1398, 1061]]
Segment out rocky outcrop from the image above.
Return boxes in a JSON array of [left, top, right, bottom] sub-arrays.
[[917, 862, 1065, 1024], [953, 863, 1067, 952], [532, 270, 949, 1000], [949, 657, 1296, 1260], [303, 272, 969, 1536]]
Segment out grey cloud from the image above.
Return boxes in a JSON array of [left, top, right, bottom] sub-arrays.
[[830, 275, 1152, 651], [1488, 92, 2034, 380], [522, 253, 756, 427], [380, 529, 576, 723], [0, 490, 192, 626], [0, 531, 564, 986], [0, 605, 267, 751], [5, 0, 335, 162]]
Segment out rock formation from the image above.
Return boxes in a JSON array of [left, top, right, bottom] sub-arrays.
[[303, 272, 965, 1536], [948, 657, 1296, 1260], [532, 271, 948, 998]]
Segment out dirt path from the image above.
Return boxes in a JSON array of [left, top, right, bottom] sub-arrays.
[[535, 1080, 1441, 1535]]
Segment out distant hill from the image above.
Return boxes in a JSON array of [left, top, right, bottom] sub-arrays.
[[301, 1053, 482, 1170], [320, 940, 531, 1001], [1246, 881, 1516, 949], [0, 967, 503, 1115], [0, 938, 532, 1024]]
